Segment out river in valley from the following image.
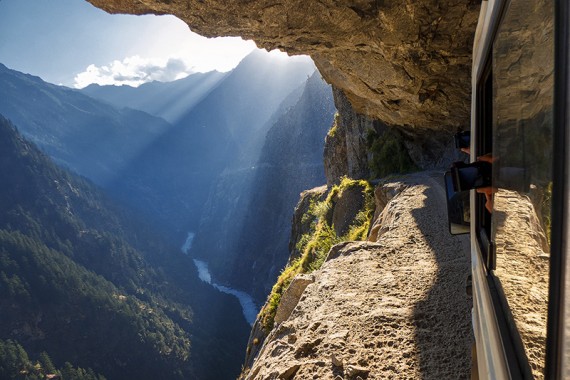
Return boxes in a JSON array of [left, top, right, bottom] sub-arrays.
[[181, 232, 259, 325]]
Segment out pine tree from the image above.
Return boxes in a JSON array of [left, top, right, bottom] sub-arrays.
[[39, 351, 56, 374]]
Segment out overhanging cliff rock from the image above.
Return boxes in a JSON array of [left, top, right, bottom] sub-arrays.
[[87, 0, 480, 136]]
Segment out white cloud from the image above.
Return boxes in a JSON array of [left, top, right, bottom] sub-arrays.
[[73, 56, 193, 88]]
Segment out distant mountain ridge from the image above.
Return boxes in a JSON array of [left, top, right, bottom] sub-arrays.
[[85, 50, 318, 166], [0, 51, 317, 237], [0, 62, 172, 186], [81, 70, 227, 123]]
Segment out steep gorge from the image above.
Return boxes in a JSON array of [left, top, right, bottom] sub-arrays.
[[191, 72, 336, 302], [83, 1, 481, 377]]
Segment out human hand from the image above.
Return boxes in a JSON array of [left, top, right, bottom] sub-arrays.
[[475, 154, 496, 213]]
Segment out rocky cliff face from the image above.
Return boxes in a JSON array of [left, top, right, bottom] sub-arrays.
[[241, 173, 472, 379], [191, 72, 335, 302], [323, 89, 372, 185], [88, 0, 479, 136], [323, 86, 465, 185]]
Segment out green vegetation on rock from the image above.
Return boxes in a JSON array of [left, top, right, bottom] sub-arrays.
[[327, 113, 340, 138], [366, 128, 418, 179], [258, 178, 375, 332]]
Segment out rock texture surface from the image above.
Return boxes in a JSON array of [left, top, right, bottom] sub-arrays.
[[274, 274, 315, 326], [323, 88, 373, 185], [330, 183, 366, 237], [242, 172, 472, 379], [87, 0, 479, 134]]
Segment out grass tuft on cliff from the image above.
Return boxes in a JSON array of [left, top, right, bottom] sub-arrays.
[[258, 178, 374, 332], [326, 113, 340, 138]]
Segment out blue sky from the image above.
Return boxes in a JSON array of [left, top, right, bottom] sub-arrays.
[[0, 0, 261, 87]]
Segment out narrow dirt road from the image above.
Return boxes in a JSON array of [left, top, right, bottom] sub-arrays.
[[245, 172, 472, 379]]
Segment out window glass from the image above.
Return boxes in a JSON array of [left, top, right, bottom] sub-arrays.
[[565, 221, 570, 378], [491, 0, 554, 378]]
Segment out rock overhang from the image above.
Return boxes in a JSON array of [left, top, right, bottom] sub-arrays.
[[87, 0, 480, 135]]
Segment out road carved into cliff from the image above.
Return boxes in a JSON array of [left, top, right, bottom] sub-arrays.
[[243, 172, 472, 379]]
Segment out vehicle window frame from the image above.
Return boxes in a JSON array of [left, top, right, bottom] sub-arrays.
[[474, 0, 559, 377], [476, 47, 533, 380], [475, 62, 494, 270], [545, 0, 569, 377]]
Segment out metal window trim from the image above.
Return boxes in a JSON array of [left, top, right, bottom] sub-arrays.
[[545, 0, 570, 378], [469, 0, 547, 378], [470, 3, 512, 376], [471, 237, 511, 379]]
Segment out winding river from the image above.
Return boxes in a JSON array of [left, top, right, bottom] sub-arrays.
[[181, 232, 259, 325]]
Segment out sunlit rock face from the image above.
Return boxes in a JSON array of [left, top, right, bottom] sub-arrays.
[[324, 88, 372, 185], [87, 0, 480, 134]]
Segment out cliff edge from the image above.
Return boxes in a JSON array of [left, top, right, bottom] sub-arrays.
[[242, 172, 472, 379]]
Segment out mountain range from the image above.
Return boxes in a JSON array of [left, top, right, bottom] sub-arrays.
[[81, 70, 227, 124], [0, 50, 335, 378], [0, 51, 317, 237]]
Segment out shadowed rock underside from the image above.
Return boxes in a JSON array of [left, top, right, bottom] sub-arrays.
[[87, 0, 480, 135]]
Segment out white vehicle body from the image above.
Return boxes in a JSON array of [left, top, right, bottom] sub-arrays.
[[466, 0, 569, 378]]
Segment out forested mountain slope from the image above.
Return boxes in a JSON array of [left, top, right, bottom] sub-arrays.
[[0, 115, 249, 380]]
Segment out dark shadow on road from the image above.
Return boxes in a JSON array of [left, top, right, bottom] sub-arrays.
[[409, 173, 473, 379]]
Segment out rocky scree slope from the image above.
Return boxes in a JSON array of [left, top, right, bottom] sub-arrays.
[[242, 172, 472, 379]]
